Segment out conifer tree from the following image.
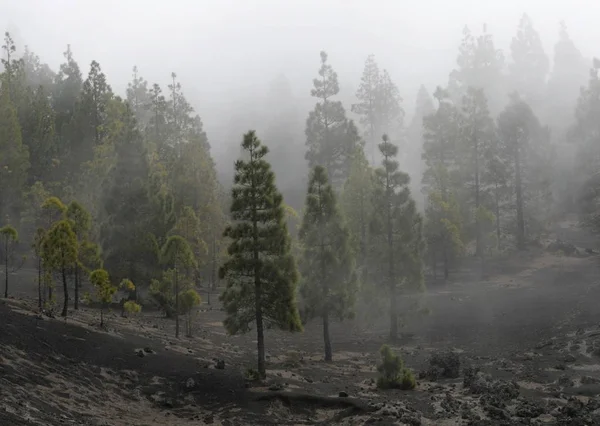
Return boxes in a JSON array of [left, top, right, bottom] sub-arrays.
[[509, 14, 549, 110], [160, 235, 196, 338], [460, 87, 496, 257], [370, 135, 424, 340], [43, 220, 78, 317], [126, 66, 151, 128], [0, 78, 29, 223], [497, 95, 550, 248], [406, 85, 435, 208], [305, 51, 362, 188], [352, 55, 380, 164], [66, 200, 91, 309], [298, 165, 357, 361], [449, 25, 505, 114], [101, 102, 156, 288], [219, 130, 302, 378]]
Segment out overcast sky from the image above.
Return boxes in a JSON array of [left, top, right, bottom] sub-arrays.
[[1, 0, 598, 160]]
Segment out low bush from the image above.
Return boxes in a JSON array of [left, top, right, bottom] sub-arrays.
[[376, 344, 416, 390]]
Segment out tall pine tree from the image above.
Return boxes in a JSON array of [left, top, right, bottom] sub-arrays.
[[299, 165, 357, 361], [305, 51, 361, 188], [219, 130, 302, 378]]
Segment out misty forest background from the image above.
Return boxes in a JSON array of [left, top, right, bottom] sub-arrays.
[[1, 14, 600, 353]]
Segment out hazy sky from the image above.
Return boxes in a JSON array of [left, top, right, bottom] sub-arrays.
[[1, 0, 598, 161]]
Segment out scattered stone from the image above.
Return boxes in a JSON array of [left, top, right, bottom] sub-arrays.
[[558, 375, 574, 387], [185, 378, 195, 389], [268, 383, 284, 391], [143, 347, 154, 354], [463, 367, 519, 401], [580, 375, 600, 385], [215, 359, 225, 369], [515, 399, 544, 418], [136, 349, 145, 358], [203, 415, 214, 424], [338, 391, 348, 398], [563, 354, 576, 363]]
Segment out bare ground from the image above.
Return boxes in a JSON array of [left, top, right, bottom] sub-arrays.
[[2, 219, 600, 425]]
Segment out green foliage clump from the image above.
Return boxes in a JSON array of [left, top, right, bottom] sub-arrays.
[[89, 268, 117, 326], [376, 344, 416, 390]]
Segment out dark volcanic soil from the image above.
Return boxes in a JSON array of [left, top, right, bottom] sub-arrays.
[[2, 219, 600, 425]]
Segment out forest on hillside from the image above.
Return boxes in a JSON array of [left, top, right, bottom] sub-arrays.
[[1, 14, 600, 377]]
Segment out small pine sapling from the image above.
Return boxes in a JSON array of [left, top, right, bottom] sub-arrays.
[[179, 288, 201, 337], [376, 344, 416, 390], [89, 269, 117, 327]]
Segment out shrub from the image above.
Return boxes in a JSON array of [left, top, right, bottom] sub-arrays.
[[376, 344, 416, 390], [244, 367, 261, 381], [123, 300, 142, 314]]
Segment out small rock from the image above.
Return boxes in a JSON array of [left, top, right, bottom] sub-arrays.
[[185, 378, 195, 389], [581, 375, 600, 385], [563, 354, 576, 363], [338, 391, 348, 398], [136, 349, 145, 358], [215, 359, 225, 369], [268, 383, 284, 391], [143, 347, 154, 354], [558, 375, 574, 387], [203, 415, 214, 424]]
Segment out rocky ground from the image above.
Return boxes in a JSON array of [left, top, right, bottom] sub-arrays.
[[2, 218, 600, 425]]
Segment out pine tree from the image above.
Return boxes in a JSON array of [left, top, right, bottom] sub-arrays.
[[352, 55, 380, 164], [460, 87, 495, 257], [126, 66, 151, 128], [449, 25, 505, 114], [376, 69, 404, 142], [305, 51, 362, 188], [298, 165, 357, 361], [0, 78, 29, 223], [81, 60, 112, 146], [341, 147, 374, 269], [406, 85, 435, 208], [422, 87, 462, 199], [160, 235, 196, 338], [101, 102, 156, 289], [509, 14, 549, 110], [43, 220, 78, 317], [370, 135, 424, 341], [66, 200, 91, 309], [545, 22, 590, 133], [497, 95, 551, 248], [219, 130, 302, 378]]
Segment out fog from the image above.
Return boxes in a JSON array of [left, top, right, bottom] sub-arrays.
[[3, 0, 599, 174]]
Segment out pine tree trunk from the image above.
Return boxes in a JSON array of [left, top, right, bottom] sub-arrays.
[[475, 137, 482, 258], [100, 306, 104, 327], [74, 266, 79, 310], [61, 265, 69, 317], [255, 284, 266, 378], [431, 248, 437, 281], [495, 183, 501, 249], [175, 267, 180, 338], [4, 238, 8, 298], [323, 311, 332, 361], [514, 144, 525, 249], [37, 257, 42, 308], [389, 286, 398, 341], [443, 245, 449, 280]]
